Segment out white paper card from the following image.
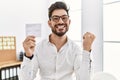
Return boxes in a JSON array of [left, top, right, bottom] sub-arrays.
[[26, 24, 41, 37]]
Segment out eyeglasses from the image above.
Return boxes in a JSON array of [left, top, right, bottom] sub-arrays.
[[50, 15, 69, 23]]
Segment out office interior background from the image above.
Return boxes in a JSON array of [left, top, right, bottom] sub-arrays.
[[0, 0, 120, 80]]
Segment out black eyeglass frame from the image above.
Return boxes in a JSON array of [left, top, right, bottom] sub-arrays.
[[50, 15, 69, 23]]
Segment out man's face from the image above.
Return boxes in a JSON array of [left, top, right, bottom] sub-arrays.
[[48, 9, 71, 37]]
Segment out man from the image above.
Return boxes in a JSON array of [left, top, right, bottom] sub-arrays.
[[19, 1, 95, 80]]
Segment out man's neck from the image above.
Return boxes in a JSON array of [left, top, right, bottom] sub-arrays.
[[49, 34, 67, 52]]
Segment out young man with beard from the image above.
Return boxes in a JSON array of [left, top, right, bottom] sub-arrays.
[[19, 1, 95, 80]]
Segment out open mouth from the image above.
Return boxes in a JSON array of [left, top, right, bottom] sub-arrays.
[[55, 24, 65, 29]]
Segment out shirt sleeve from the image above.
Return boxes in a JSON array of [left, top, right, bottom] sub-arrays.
[[74, 50, 91, 80], [18, 53, 39, 80]]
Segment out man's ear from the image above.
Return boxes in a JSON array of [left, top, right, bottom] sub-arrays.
[[69, 19, 71, 25], [48, 20, 52, 28]]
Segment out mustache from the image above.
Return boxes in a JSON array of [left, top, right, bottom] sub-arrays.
[[55, 24, 66, 27]]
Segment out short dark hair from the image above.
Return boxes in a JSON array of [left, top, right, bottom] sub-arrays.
[[48, 1, 69, 19]]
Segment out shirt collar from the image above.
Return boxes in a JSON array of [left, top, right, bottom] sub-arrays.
[[46, 34, 71, 46]]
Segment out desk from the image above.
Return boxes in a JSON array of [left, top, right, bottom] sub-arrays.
[[0, 61, 22, 80]]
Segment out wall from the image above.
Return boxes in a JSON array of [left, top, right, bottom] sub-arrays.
[[0, 0, 51, 54]]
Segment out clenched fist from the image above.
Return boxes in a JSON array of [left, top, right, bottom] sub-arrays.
[[83, 32, 95, 52]]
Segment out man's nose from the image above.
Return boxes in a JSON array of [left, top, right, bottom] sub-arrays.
[[58, 18, 64, 23]]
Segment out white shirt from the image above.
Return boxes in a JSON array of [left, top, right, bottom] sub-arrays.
[[19, 37, 91, 80]]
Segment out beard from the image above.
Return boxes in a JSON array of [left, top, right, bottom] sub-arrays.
[[51, 24, 68, 37]]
